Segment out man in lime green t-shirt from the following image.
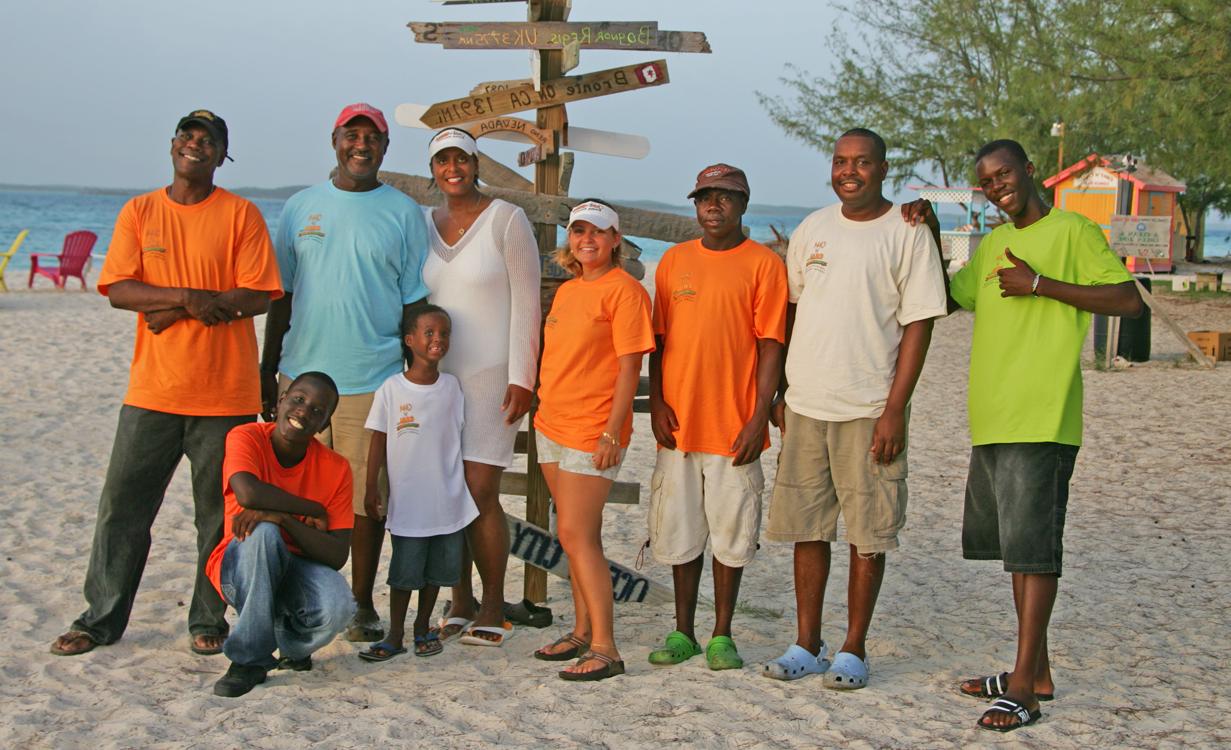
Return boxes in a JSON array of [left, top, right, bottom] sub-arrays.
[[947, 140, 1142, 733]]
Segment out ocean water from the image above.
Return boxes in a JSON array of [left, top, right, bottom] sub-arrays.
[[2, 187, 1228, 272]]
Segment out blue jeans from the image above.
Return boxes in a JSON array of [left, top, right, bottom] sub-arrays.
[[219, 523, 355, 668], [73, 405, 252, 643]]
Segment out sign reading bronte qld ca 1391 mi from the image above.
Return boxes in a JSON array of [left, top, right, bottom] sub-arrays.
[[409, 21, 711, 53], [418, 60, 669, 129]]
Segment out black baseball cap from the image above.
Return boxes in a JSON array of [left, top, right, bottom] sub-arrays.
[[175, 109, 233, 162]]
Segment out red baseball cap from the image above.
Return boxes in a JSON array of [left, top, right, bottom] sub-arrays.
[[334, 103, 388, 133]]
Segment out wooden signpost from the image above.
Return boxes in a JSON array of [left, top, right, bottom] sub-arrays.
[[406, 0, 711, 608], [470, 78, 533, 95], [409, 21, 710, 53], [417, 59, 670, 128], [394, 103, 651, 159]]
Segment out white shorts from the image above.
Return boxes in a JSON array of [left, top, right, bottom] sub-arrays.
[[535, 432, 624, 481], [648, 449, 765, 568]]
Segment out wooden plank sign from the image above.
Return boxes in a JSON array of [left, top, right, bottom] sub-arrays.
[[507, 515, 674, 605], [470, 79, 533, 95], [517, 144, 548, 167], [409, 22, 711, 53], [418, 59, 669, 128], [396, 104, 651, 159], [462, 115, 553, 148]]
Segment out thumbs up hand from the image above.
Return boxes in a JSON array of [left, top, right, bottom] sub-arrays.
[[996, 248, 1039, 297]]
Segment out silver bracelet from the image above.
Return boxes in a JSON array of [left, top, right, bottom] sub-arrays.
[[1031, 274, 1042, 296]]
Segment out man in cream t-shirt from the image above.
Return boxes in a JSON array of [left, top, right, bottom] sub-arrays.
[[763, 128, 948, 689]]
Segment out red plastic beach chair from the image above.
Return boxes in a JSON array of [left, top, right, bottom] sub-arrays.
[[28, 230, 98, 289]]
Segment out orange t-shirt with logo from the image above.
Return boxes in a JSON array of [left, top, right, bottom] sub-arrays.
[[535, 267, 654, 452], [653, 239, 788, 455], [97, 188, 283, 416], [206, 422, 354, 595]]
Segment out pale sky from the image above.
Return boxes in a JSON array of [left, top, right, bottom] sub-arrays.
[[1, 0, 854, 206]]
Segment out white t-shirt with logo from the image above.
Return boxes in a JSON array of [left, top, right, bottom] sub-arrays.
[[365, 371, 479, 537], [784, 203, 947, 422]]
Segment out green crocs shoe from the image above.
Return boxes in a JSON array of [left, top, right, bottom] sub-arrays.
[[706, 636, 744, 671], [648, 630, 702, 666]]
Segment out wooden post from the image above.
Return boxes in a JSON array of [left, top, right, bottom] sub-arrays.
[[524, 0, 570, 605]]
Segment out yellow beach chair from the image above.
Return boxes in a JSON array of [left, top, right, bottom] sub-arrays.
[[0, 229, 30, 292]]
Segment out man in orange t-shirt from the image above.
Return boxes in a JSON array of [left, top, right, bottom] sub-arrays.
[[51, 110, 283, 659], [647, 164, 787, 671], [208, 371, 354, 697]]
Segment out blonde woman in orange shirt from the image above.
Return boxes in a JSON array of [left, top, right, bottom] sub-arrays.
[[531, 200, 654, 681]]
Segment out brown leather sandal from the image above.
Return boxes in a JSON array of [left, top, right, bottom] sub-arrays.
[[534, 633, 590, 662], [559, 650, 625, 681]]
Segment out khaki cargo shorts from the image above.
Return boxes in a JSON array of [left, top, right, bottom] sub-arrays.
[[648, 448, 765, 568], [765, 406, 908, 554]]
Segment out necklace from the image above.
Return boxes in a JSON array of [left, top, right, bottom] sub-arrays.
[[452, 192, 484, 238]]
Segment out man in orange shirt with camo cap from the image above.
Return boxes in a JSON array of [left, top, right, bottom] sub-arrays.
[[51, 109, 283, 658], [646, 164, 788, 671]]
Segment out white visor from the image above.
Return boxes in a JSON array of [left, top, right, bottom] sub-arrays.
[[567, 201, 619, 232], [428, 128, 478, 159]]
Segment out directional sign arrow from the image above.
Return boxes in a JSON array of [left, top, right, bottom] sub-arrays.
[[395, 104, 650, 159], [415, 59, 669, 130], [408, 21, 710, 53]]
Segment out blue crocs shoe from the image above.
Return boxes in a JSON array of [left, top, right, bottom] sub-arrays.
[[762, 642, 831, 681], [823, 651, 869, 690]]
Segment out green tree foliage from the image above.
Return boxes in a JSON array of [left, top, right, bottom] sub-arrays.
[[758, 0, 1080, 188], [760, 0, 1230, 254], [1065, 0, 1231, 256]]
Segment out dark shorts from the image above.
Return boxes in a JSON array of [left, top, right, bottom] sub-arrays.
[[387, 530, 465, 591], [961, 442, 1079, 576]]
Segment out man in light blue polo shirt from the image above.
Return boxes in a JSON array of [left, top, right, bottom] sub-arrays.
[[261, 102, 429, 644]]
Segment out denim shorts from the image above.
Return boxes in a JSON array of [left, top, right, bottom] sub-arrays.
[[961, 442, 1079, 576], [387, 530, 465, 591]]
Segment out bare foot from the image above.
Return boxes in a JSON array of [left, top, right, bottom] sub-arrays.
[[978, 689, 1041, 731], [960, 671, 1055, 699], [536, 632, 590, 658], [50, 630, 98, 656], [562, 644, 622, 675], [191, 633, 226, 655]]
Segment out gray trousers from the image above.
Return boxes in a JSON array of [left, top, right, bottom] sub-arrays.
[[72, 405, 253, 643]]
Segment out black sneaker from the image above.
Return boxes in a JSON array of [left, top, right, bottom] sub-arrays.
[[276, 655, 313, 671], [212, 662, 268, 697]]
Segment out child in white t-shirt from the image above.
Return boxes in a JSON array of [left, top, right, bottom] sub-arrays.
[[358, 304, 478, 661]]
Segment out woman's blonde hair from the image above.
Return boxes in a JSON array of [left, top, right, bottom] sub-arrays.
[[554, 198, 623, 278]]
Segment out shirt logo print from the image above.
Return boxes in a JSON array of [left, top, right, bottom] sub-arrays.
[[983, 248, 1012, 287], [396, 402, 420, 435], [298, 213, 325, 239], [672, 272, 697, 302], [805, 241, 828, 270], [142, 226, 167, 255]]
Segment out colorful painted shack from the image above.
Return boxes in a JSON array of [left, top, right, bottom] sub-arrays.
[[1043, 154, 1186, 272]]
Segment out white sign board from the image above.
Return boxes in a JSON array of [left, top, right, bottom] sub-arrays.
[[1074, 166, 1119, 189], [1110, 215, 1172, 259]]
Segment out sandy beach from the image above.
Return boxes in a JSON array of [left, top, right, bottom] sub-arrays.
[[2, 265, 1230, 749]]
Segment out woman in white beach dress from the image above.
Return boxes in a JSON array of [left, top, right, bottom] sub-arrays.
[[421, 128, 541, 645]]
